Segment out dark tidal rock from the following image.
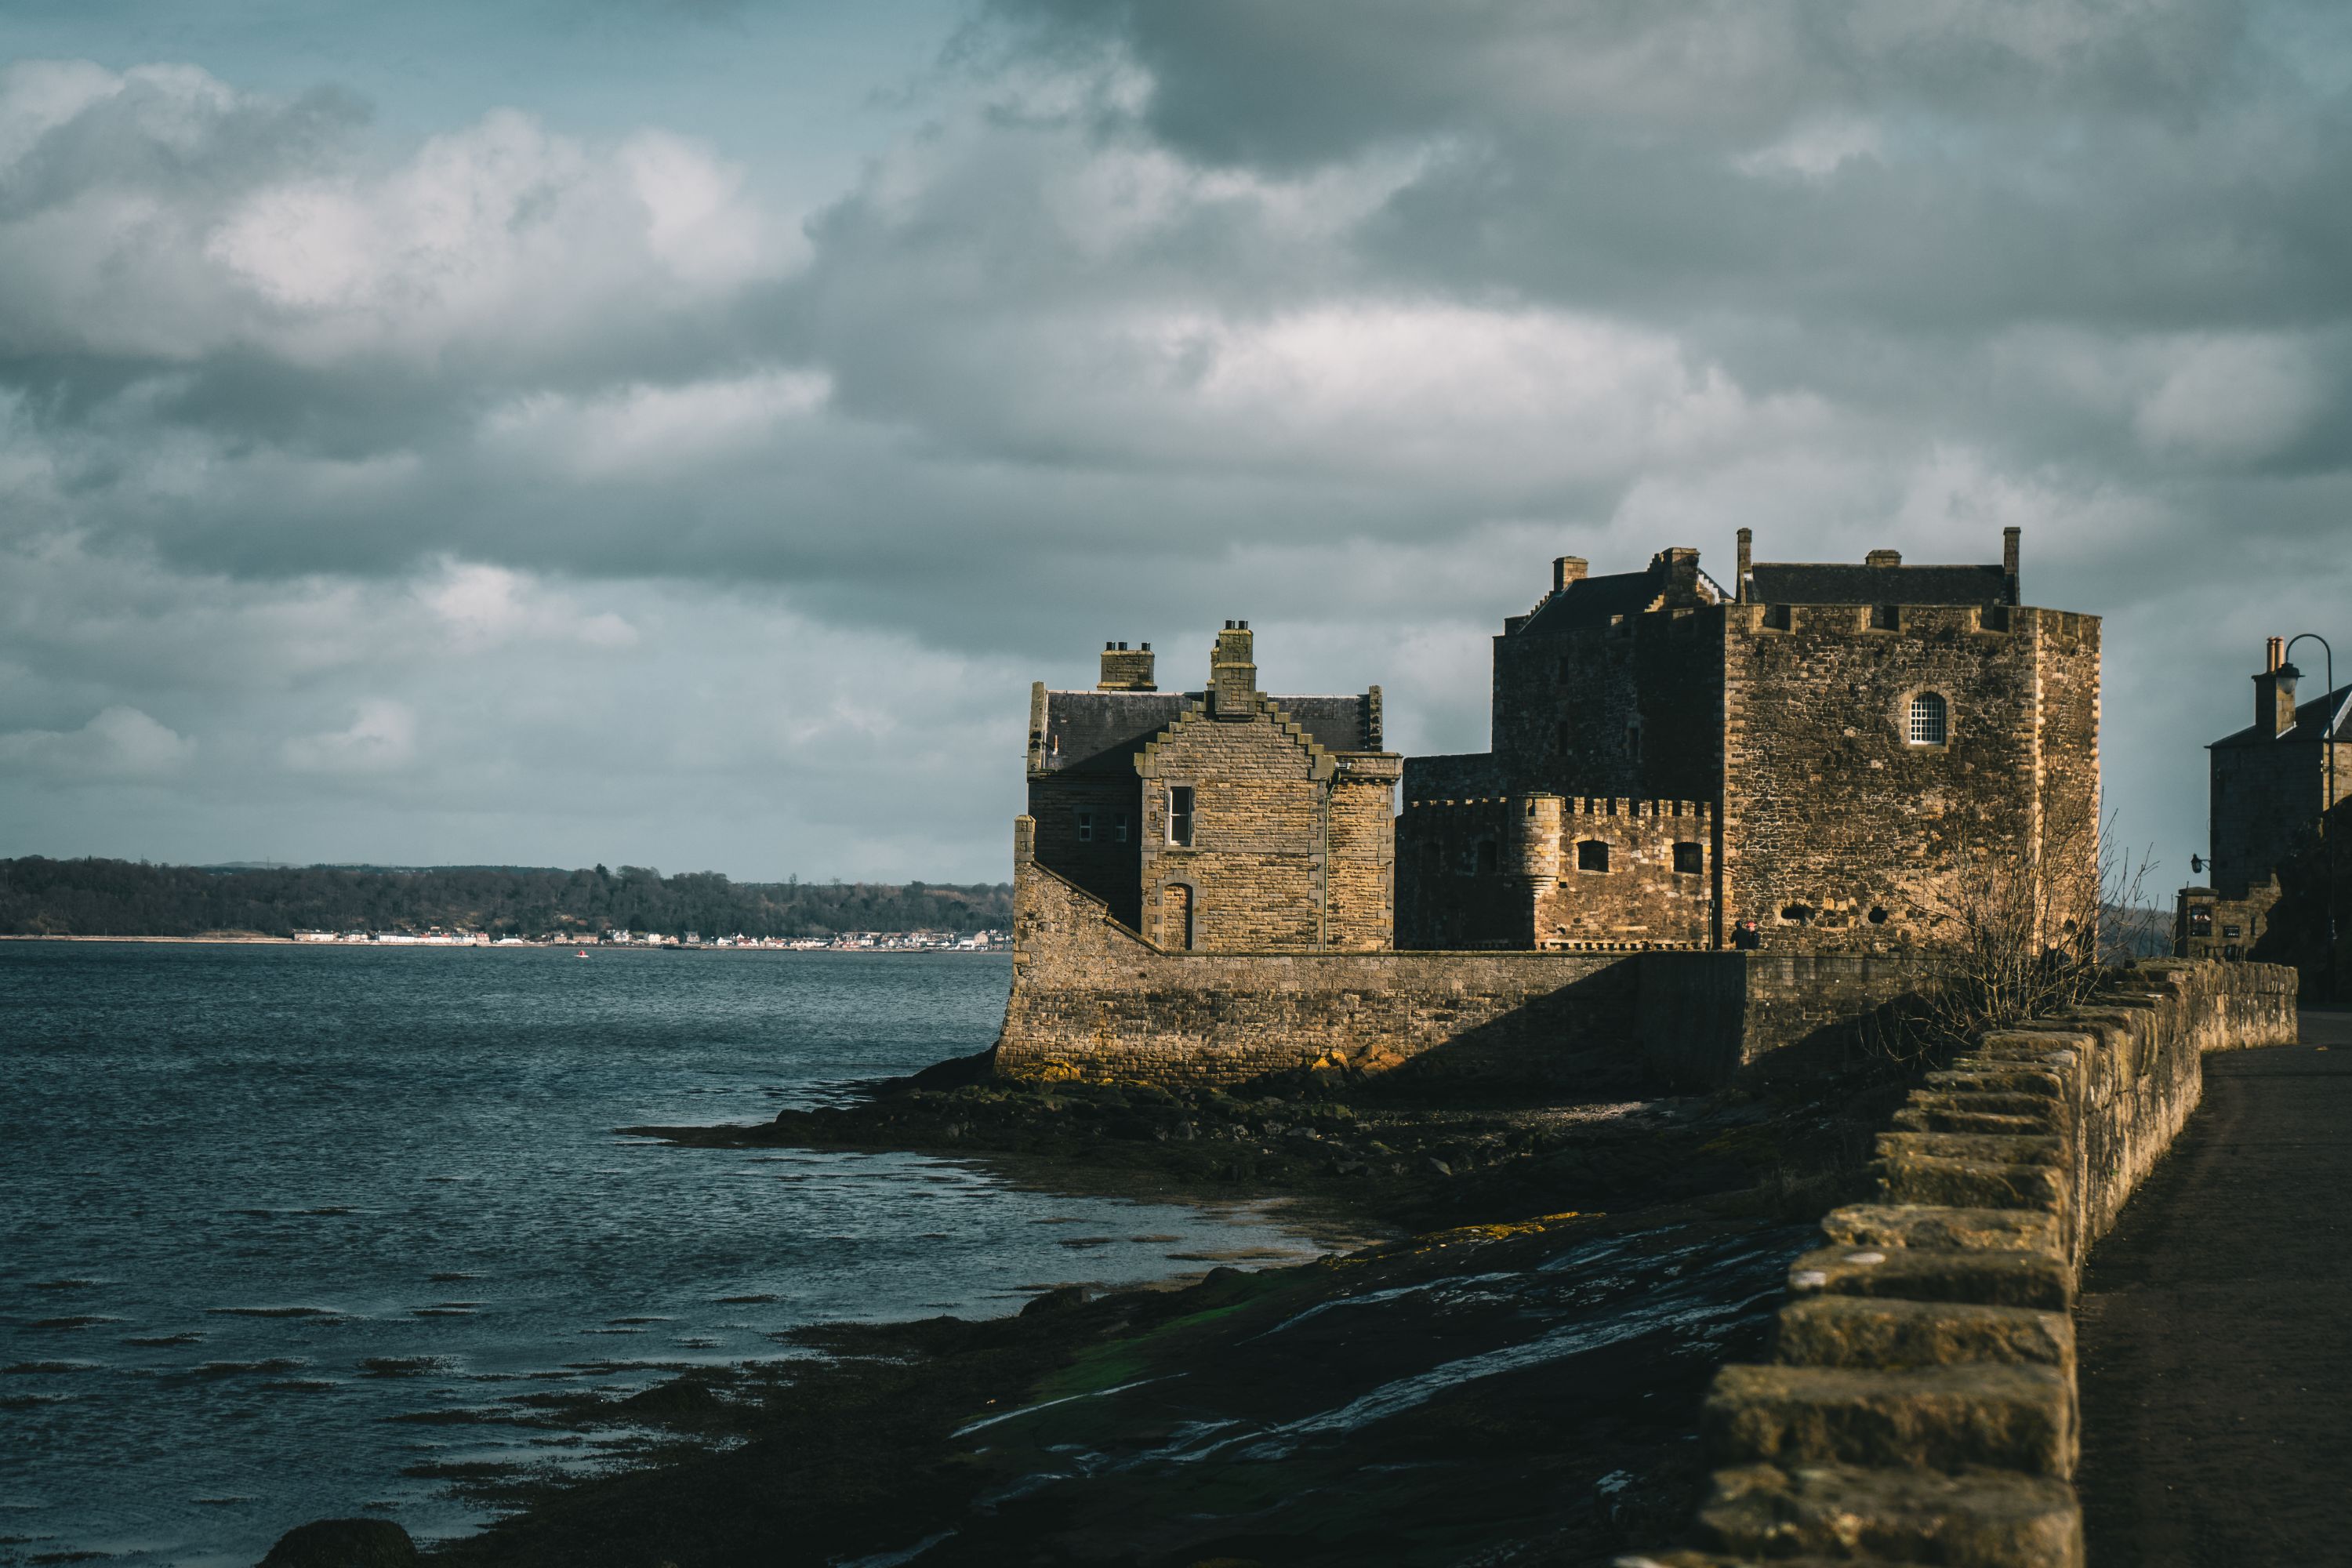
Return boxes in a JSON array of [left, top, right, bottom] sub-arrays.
[[256, 1517, 418, 1568]]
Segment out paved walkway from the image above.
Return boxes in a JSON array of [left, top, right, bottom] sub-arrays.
[[2076, 1009, 2352, 1566]]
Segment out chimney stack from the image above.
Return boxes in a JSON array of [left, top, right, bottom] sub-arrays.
[[1098, 640, 1156, 691], [2002, 527, 2021, 605], [2256, 639, 2300, 739], [1653, 547, 1701, 590], [1210, 621, 1258, 719], [1865, 549, 1903, 568], [1553, 556, 1588, 592], [1735, 528, 1752, 601]]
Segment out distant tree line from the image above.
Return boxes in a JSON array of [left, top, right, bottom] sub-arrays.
[[0, 858, 1013, 939]]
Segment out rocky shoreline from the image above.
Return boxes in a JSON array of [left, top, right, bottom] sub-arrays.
[[273, 1054, 1906, 1567]]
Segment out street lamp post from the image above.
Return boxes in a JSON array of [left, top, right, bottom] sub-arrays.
[[2283, 633, 2338, 953]]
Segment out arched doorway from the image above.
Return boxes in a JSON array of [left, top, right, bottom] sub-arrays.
[[1162, 883, 1195, 951]]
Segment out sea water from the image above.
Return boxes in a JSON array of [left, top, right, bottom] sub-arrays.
[[0, 942, 1321, 1566]]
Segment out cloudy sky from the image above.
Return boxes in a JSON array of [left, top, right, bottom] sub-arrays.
[[2, 0, 2347, 883]]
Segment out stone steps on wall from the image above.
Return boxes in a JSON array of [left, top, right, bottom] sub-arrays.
[[1773, 1295, 2072, 1373], [1787, 1244, 2074, 1312], [1704, 1362, 2077, 1478], [1697, 1463, 2083, 1568]]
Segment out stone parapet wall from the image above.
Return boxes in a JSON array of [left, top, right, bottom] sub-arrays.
[[1001, 832, 1633, 1085], [1625, 958, 2297, 1568], [1004, 818, 1943, 1089]]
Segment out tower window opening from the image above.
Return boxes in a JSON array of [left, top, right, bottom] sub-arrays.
[[1168, 786, 1195, 846], [1076, 811, 1093, 843], [1907, 692, 1948, 746], [1672, 841, 1703, 875], [1577, 840, 1610, 873]]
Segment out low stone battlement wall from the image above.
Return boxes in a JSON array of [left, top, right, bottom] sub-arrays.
[[998, 824, 1938, 1088], [999, 842, 1636, 1085], [1626, 957, 2298, 1568]]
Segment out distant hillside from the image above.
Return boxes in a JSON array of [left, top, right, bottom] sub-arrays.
[[0, 858, 1011, 940]]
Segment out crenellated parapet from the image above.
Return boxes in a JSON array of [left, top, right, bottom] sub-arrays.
[[1397, 793, 1715, 950]]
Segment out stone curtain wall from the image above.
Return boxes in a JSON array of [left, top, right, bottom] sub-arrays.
[[1636, 953, 1937, 1090], [1397, 796, 1537, 949], [1004, 819, 1941, 1089], [1719, 604, 2089, 953], [1535, 797, 1714, 948], [1396, 795, 1715, 951], [1630, 958, 2296, 1568], [1002, 822, 1632, 1086]]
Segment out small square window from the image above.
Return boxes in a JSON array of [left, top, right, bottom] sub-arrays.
[[1076, 811, 1093, 843], [1577, 840, 1610, 873], [1672, 841, 1703, 875], [1871, 604, 1900, 630], [1169, 786, 1194, 847]]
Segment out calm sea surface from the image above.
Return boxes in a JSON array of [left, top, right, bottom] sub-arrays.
[[0, 943, 1320, 1567]]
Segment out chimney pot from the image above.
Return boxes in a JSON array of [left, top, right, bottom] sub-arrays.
[[2267, 636, 2285, 673]]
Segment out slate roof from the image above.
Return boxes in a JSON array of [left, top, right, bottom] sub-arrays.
[[1035, 690, 1384, 773], [2210, 684, 2352, 749], [1745, 562, 2012, 606], [1517, 568, 1730, 636]]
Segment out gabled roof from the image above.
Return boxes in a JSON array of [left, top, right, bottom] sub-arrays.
[[1518, 567, 1730, 636], [1035, 690, 1382, 773], [1746, 562, 2010, 606], [2211, 684, 2352, 749]]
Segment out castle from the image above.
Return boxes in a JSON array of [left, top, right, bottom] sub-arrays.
[[999, 530, 2103, 1084]]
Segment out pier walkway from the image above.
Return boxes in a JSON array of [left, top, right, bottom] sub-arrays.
[[2076, 1008, 2352, 1565]]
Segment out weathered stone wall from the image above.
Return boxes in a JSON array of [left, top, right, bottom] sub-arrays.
[[1719, 602, 2081, 953], [1396, 795, 1536, 950], [1638, 953, 1939, 1090], [1026, 769, 1145, 929], [1326, 764, 1401, 952], [1006, 822, 1947, 1091], [1534, 797, 1713, 948], [1134, 702, 1377, 953], [1000, 828, 1632, 1085], [1633, 958, 2297, 1568], [1396, 794, 1714, 951], [2209, 737, 2350, 902], [1490, 603, 1726, 805]]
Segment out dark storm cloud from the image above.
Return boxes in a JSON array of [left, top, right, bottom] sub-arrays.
[[4, 3, 2350, 876]]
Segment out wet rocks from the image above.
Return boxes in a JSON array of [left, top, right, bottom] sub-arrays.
[[257, 1517, 418, 1568]]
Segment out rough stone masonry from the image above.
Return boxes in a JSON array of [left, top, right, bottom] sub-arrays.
[[996, 531, 2100, 1087]]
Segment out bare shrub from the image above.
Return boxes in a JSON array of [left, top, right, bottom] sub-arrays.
[[1858, 791, 2158, 1071]]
